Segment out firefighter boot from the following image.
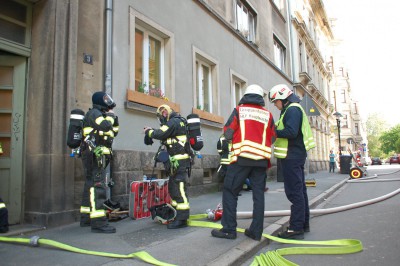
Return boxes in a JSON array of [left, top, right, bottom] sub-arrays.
[[80, 214, 91, 227], [0, 225, 9, 233], [167, 219, 188, 229], [91, 224, 116, 234]]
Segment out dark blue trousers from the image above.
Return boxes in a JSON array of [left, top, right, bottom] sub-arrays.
[[281, 158, 310, 231], [221, 163, 266, 238]]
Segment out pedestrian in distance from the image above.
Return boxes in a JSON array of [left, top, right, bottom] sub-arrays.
[[143, 104, 191, 229], [79, 91, 119, 233], [329, 150, 336, 173], [211, 84, 276, 241], [268, 84, 316, 240]]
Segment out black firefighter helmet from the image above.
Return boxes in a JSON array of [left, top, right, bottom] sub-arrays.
[[92, 91, 116, 111]]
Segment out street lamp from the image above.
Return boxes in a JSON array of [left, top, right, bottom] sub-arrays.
[[333, 111, 343, 155]]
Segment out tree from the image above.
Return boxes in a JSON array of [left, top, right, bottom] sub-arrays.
[[379, 124, 400, 155], [365, 113, 389, 157]]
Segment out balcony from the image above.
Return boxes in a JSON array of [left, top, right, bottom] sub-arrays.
[[299, 72, 311, 86]]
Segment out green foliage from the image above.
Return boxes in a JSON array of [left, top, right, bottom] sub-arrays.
[[138, 82, 146, 93], [379, 124, 400, 155], [365, 113, 389, 157]]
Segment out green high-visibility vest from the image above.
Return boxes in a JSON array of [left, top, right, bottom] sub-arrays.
[[274, 103, 316, 158]]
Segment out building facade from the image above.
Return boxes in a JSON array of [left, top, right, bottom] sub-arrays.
[[0, 0, 367, 228]]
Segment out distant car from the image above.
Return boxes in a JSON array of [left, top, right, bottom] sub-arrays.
[[360, 156, 371, 166], [389, 156, 400, 164], [371, 157, 382, 165]]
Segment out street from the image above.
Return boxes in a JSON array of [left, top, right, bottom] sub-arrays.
[[253, 164, 400, 266]]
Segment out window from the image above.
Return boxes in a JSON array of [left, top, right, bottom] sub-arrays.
[[299, 41, 304, 72], [130, 8, 174, 102], [194, 48, 218, 113], [340, 89, 346, 103], [273, 36, 286, 71], [135, 26, 164, 97], [196, 59, 212, 111], [0, 0, 31, 47], [355, 123, 359, 135], [353, 103, 358, 114], [231, 72, 246, 107], [342, 114, 348, 128], [235, 0, 256, 42]]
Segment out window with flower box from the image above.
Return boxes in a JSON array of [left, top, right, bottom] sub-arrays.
[[128, 8, 175, 109]]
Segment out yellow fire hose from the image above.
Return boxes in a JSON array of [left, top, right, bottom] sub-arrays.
[[188, 215, 363, 266], [0, 235, 176, 266], [0, 219, 362, 266], [6, 171, 400, 266]]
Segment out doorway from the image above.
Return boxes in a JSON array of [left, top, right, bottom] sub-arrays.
[[0, 55, 27, 224]]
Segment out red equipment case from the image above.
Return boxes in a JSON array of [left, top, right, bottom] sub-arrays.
[[129, 179, 171, 219]]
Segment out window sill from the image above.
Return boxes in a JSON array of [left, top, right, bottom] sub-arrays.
[[126, 89, 180, 112], [192, 108, 224, 124]]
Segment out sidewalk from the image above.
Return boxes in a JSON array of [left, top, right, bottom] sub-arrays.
[[1, 171, 349, 266]]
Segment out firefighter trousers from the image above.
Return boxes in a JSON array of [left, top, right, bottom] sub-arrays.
[[221, 163, 267, 237], [80, 150, 110, 228], [168, 166, 190, 221], [281, 158, 310, 231]]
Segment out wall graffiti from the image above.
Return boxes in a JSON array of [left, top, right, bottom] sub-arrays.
[[13, 113, 21, 141]]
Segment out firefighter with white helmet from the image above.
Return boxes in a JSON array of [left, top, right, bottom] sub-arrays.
[[211, 84, 276, 241], [268, 84, 315, 239]]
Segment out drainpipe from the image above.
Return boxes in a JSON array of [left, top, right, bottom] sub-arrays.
[[286, 0, 296, 90], [105, 0, 113, 95], [105, 0, 113, 200]]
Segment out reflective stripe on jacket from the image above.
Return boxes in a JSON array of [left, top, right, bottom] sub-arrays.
[[274, 103, 315, 159], [230, 104, 275, 162]]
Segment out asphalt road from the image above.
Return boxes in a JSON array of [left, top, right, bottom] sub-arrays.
[[252, 164, 400, 266]]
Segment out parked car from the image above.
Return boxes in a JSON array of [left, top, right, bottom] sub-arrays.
[[371, 157, 382, 165], [389, 156, 400, 164]]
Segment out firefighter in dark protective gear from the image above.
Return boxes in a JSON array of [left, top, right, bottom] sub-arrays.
[[211, 84, 276, 241], [80, 91, 119, 233], [0, 197, 9, 233], [143, 104, 190, 229]]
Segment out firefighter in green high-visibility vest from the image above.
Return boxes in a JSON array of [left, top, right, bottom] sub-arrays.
[[268, 84, 316, 240]]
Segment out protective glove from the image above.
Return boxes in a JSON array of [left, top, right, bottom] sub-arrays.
[[144, 134, 154, 145], [93, 146, 103, 158], [217, 164, 227, 178]]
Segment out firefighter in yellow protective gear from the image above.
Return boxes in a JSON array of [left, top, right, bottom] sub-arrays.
[[144, 104, 191, 229], [80, 91, 119, 233], [0, 197, 9, 233]]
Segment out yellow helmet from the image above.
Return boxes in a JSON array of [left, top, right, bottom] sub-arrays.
[[156, 104, 173, 124]]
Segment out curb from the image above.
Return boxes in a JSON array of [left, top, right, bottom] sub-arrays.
[[207, 177, 349, 266]]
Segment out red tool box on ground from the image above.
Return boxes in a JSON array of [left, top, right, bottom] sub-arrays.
[[129, 179, 171, 219]]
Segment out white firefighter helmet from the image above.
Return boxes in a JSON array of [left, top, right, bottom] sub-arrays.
[[268, 84, 293, 103], [244, 84, 265, 97]]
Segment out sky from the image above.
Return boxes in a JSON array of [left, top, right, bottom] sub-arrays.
[[324, 0, 399, 127]]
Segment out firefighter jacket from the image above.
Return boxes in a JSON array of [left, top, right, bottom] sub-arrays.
[[83, 107, 119, 154], [146, 112, 190, 164], [224, 103, 276, 163], [274, 103, 315, 159]]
